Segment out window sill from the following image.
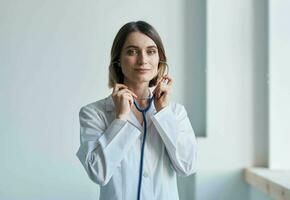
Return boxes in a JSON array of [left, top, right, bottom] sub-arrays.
[[244, 168, 290, 200]]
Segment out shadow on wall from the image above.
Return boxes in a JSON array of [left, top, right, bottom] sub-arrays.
[[251, 0, 268, 167], [183, 0, 207, 139], [178, 0, 206, 199]]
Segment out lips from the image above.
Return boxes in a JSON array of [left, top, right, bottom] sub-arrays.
[[134, 68, 150, 73]]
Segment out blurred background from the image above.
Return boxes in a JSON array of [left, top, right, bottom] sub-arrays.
[[1, 0, 289, 199]]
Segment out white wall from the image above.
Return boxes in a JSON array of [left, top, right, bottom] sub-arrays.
[[269, 0, 290, 170], [0, 1, 102, 199], [0, 0, 192, 199], [0, 0, 272, 199], [196, 0, 269, 199]]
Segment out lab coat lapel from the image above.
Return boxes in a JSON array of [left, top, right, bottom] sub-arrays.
[[146, 87, 157, 129], [105, 95, 115, 112], [105, 94, 143, 132], [128, 111, 143, 131]]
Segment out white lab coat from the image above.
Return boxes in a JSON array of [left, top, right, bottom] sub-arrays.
[[76, 88, 197, 200]]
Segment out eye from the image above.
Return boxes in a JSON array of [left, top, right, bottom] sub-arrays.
[[147, 49, 157, 55], [127, 49, 139, 56]]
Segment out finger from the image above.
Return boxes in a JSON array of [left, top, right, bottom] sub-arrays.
[[115, 86, 137, 98], [113, 85, 137, 98], [156, 76, 169, 87], [153, 87, 158, 98], [154, 87, 163, 99], [113, 83, 128, 93], [114, 83, 128, 89], [118, 89, 138, 99], [157, 85, 171, 99], [153, 83, 165, 98], [163, 75, 173, 86], [125, 89, 138, 99], [152, 85, 159, 96], [157, 87, 165, 99], [156, 77, 164, 86], [153, 78, 163, 94], [123, 93, 133, 105], [162, 74, 171, 79], [161, 75, 173, 85], [117, 89, 132, 97]]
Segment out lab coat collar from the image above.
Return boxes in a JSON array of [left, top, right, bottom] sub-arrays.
[[105, 95, 115, 112]]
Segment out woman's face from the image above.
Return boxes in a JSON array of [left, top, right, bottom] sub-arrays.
[[120, 31, 159, 86]]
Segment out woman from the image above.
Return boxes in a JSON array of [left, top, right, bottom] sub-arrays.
[[77, 21, 197, 200]]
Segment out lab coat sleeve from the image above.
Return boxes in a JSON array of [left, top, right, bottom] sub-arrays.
[[151, 103, 197, 176], [76, 105, 141, 186]]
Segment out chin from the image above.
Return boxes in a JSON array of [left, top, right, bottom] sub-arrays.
[[133, 78, 151, 85], [127, 73, 157, 84]]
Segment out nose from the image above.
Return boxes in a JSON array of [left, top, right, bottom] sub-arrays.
[[137, 50, 148, 65]]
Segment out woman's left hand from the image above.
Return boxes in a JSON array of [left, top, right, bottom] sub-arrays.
[[153, 75, 173, 112]]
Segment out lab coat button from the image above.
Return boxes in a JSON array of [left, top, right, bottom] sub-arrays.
[[143, 171, 149, 178]]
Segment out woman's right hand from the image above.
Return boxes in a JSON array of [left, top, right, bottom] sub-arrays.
[[112, 83, 137, 121]]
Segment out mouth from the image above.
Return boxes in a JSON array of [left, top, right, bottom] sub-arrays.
[[134, 68, 151, 73]]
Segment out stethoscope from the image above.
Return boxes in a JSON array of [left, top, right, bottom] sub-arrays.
[[133, 61, 168, 200]]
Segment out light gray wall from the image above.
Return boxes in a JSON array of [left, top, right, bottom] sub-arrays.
[[0, 0, 198, 199], [0, 1, 103, 199], [0, 0, 272, 199], [196, 0, 269, 199], [269, 0, 290, 169]]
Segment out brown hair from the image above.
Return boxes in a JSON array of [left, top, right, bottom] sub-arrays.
[[108, 21, 167, 88]]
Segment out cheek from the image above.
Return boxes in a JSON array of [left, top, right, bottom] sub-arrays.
[[152, 59, 159, 71], [152, 54, 160, 67], [122, 56, 136, 66], [120, 57, 135, 74]]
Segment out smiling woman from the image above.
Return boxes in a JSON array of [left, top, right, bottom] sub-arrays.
[[119, 32, 160, 88], [76, 21, 197, 200], [108, 21, 167, 89]]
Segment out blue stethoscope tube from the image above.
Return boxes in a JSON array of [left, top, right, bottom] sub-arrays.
[[133, 61, 168, 200], [133, 96, 154, 200]]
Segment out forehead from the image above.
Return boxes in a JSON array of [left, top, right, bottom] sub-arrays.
[[123, 31, 157, 48]]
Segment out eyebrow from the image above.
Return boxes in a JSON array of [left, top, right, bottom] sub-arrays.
[[125, 45, 157, 49]]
